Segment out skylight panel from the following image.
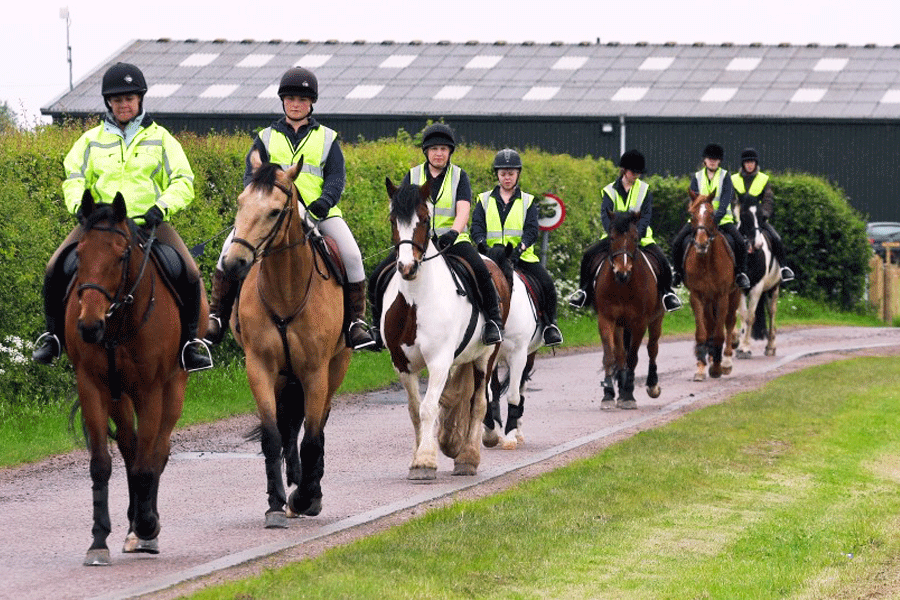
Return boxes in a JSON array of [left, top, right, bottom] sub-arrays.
[[200, 84, 239, 98], [790, 88, 826, 102], [237, 54, 275, 68], [523, 86, 559, 101], [880, 90, 900, 103], [145, 84, 181, 98], [434, 85, 472, 100], [296, 54, 332, 68], [814, 58, 848, 72], [639, 57, 674, 71], [180, 53, 219, 67], [701, 87, 737, 102], [346, 85, 384, 99], [380, 54, 418, 68], [465, 55, 503, 69], [552, 56, 588, 70], [258, 85, 279, 98], [727, 57, 761, 71], [612, 87, 648, 102]]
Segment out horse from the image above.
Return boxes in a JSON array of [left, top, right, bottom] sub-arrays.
[[482, 244, 542, 450], [734, 198, 781, 358], [683, 190, 741, 381], [380, 178, 509, 480], [222, 151, 351, 528], [593, 210, 664, 409], [65, 191, 204, 566]]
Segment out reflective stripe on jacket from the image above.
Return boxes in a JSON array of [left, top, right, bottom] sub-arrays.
[[409, 163, 470, 242], [601, 180, 655, 246], [478, 190, 538, 262], [731, 171, 769, 200], [694, 167, 734, 225]]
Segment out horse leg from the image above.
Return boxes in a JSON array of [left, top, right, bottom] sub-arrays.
[[452, 358, 487, 476], [597, 317, 617, 409], [765, 287, 780, 356], [707, 295, 728, 379], [409, 366, 449, 480], [289, 367, 334, 517], [80, 380, 114, 566], [500, 349, 528, 450], [646, 314, 662, 399], [737, 290, 753, 358], [722, 289, 740, 375], [690, 292, 708, 381], [277, 379, 305, 516], [248, 364, 288, 527], [482, 366, 505, 448], [616, 327, 642, 409]]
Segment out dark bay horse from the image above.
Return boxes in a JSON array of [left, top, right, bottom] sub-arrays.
[[380, 178, 509, 480], [593, 210, 664, 409], [735, 198, 781, 358], [223, 151, 351, 527], [683, 190, 740, 381], [66, 191, 205, 565]]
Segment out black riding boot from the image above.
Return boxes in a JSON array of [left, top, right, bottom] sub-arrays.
[[181, 279, 213, 372], [732, 234, 751, 290], [367, 255, 394, 351], [32, 268, 65, 364], [482, 286, 504, 345], [346, 281, 377, 351], [204, 268, 238, 345], [671, 225, 689, 287]]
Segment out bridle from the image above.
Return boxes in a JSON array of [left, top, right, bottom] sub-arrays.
[[392, 202, 451, 266], [230, 179, 313, 262]]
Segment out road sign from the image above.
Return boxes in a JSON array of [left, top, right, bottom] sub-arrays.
[[538, 193, 566, 231]]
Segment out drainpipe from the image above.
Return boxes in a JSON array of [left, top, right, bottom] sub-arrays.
[[619, 115, 626, 157]]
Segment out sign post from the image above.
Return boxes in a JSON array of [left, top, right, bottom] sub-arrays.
[[537, 193, 566, 266]]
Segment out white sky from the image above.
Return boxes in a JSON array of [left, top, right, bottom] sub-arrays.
[[2, 0, 897, 125]]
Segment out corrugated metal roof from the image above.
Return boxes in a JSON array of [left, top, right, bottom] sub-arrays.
[[42, 38, 900, 120]]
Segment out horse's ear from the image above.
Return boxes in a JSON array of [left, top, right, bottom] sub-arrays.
[[249, 149, 263, 174], [79, 189, 95, 222], [606, 207, 615, 222], [420, 179, 432, 201], [385, 177, 398, 199], [285, 155, 304, 181], [112, 192, 127, 222], [688, 188, 699, 202]]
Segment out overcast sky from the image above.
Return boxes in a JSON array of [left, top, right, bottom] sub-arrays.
[[2, 0, 897, 125]]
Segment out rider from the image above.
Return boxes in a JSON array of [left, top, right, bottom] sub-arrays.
[[368, 123, 505, 348], [568, 150, 683, 312], [204, 67, 376, 351], [31, 62, 213, 372], [470, 148, 563, 346], [731, 147, 795, 282], [671, 143, 751, 290]]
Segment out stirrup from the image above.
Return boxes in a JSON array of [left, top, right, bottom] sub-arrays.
[[181, 338, 213, 372], [736, 272, 751, 290], [568, 289, 587, 309], [348, 319, 377, 351], [482, 320, 503, 345], [204, 314, 224, 345], [662, 292, 683, 312], [780, 267, 795, 282], [32, 332, 61, 364], [543, 324, 563, 346]]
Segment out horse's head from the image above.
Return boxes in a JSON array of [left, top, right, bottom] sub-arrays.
[[224, 149, 303, 280], [737, 200, 764, 252], [386, 177, 432, 281], [688, 191, 717, 255], [74, 190, 132, 344], [607, 209, 640, 283]]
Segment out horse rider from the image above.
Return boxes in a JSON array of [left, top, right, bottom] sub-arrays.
[[568, 150, 683, 312], [31, 62, 213, 372], [471, 148, 563, 346], [368, 123, 505, 348], [204, 67, 376, 351], [731, 147, 795, 282], [671, 143, 751, 290]]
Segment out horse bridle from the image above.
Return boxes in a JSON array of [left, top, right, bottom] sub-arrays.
[[230, 180, 311, 261]]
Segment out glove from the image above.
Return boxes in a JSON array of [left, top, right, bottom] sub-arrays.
[[307, 199, 329, 220], [477, 241, 489, 255], [141, 205, 165, 228], [437, 230, 459, 250], [511, 244, 524, 263]]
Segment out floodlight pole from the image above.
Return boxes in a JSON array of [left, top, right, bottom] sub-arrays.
[[60, 7, 73, 91]]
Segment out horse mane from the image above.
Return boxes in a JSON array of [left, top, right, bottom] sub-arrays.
[[485, 243, 514, 285], [249, 162, 282, 192], [609, 211, 637, 236], [81, 203, 118, 230], [389, 182, 424, 222]]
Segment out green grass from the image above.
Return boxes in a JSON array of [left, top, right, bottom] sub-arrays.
[[187, 356, 900, 599], [0, 293, 886, 469]]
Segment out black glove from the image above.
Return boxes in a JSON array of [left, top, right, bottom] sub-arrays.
[[437, 230, 459, 250], [511, 244, 524, 263], [307, 199, 329, 220], [477, 241, 489, 255], [141, 205, 165, 228]]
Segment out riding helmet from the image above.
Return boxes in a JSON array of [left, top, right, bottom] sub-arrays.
[[492, 148, 522, 171], [101, 63, 148, 101], [702, 143, 725, 160], [619, 149, 645, 173], [278, 67, 318, 101], [741, 147, 760, 163], [421, 123, 456, 153]]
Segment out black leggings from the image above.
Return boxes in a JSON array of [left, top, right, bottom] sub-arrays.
[[579, 239, 672, 298], [672, 222, 747, 274]]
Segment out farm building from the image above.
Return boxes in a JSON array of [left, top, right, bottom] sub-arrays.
[[42, 38, 900, 221]]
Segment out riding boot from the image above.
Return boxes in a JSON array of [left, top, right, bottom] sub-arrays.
[[32, 269, 65, 364], [181, 279, 213, 372], [542, 323, 563, 346], [541, 290, 563, 346], [670, 225, 688, 287], [767, 227, 795, 281], [482, 287, 504, 346], [346, 281, 377, 351], [734, 242, 751, 290], [204, 268, 238, 345]]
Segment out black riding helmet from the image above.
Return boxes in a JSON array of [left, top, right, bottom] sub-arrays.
[[101, 62, 147, 110], [619, 149, 645, 173], [741, 147, 760, 163], [278, 67, 318, 101], [421, 123, 456, 154], [492, 148, 522, 171], [702, 143, 725, 161]]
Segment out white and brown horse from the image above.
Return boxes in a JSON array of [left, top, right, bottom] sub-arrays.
[[735, 198, 781, 358]]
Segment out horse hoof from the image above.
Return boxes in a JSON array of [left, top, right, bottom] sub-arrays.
[[482, 427, 500, 448], [288, 491, 323, 517], [600, 399, 616, 411], [693, 372, 706, 382], [83, 548, 111, 566], [408, 467, 437, 481], [647, 385, 661, 399], [265, 511, 289, 529], [722, 365, 733, 375], [452, 463, 478, 476], [765, 348, 776, 357], [617, 399, 637, 410], [500, 438, 518, 450], [737, 350, 751, 359], [122, 532, 159, 554]]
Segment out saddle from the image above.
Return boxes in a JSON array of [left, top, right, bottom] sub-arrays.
[[514, 268, 544, 321], [372, 252, 485, 315]]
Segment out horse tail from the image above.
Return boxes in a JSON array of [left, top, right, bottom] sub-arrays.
[[68, 396, 116, 448], [751, 291, 768, 340], [244, 424, 264, 444]]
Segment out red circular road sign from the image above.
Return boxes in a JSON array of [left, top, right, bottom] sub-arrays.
[[538, 193, 566, 231]]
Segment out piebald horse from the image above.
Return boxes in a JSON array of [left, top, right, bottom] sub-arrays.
[[735, 198, 781, 358], [381, 178, 509, 480]]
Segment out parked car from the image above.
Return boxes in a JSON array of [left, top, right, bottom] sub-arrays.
[[867, 222, 900, 263]]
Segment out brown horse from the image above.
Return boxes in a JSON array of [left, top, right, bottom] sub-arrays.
[[223, 151, 351, 527], [593, 210, 664, 409], [65, 191, 205, 565], [683, 190, 740, 381], [380, 179, 508, 480]]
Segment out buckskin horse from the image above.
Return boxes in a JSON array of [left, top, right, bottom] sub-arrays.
[[593, 210, 664, 409], [380, 178, 509, 480], [223, 151, 351, 527], [734, 196, 781, 358], [65, 191, 205, 565], [683, 190, 740, 381]]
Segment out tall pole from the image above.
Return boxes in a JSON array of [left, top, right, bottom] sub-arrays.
[[60, 7, 72, 91]]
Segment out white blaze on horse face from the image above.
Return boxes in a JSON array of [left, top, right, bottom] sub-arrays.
[[749, 206, 764, 249], [395, 218, 420, 279]]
